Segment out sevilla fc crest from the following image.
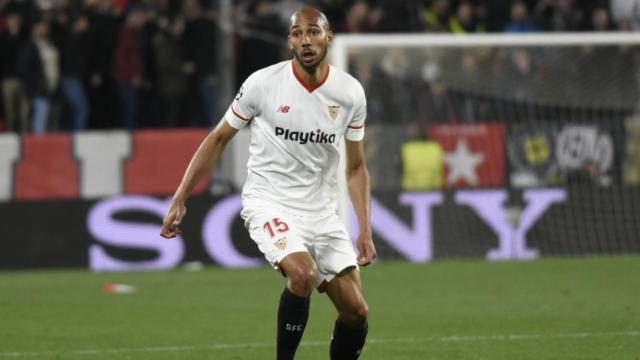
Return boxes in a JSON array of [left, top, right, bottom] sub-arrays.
[[328, 105, 340, 121], [274, 237, 287, 250]]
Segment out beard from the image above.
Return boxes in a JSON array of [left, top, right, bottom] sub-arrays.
[[294, 43, 328, 73]]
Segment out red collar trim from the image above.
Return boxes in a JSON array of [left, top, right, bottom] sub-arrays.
[[291, 60, 330, 93]]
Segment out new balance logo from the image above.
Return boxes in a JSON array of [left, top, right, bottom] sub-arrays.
[[275, 126, 336, 144], [277, 105, 290, 113]]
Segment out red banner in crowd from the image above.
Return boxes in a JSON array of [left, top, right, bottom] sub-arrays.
[[1, 129, 210, 201], [428, 122, 506, 188], [125, 130, 210, 196], [14, 134, 80, 200]]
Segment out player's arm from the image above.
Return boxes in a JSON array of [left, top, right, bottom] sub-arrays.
[[160, 120, 238, 238], [345, 139, 377, 266]]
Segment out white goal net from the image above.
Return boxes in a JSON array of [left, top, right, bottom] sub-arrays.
[[332, 33, 640, 260]]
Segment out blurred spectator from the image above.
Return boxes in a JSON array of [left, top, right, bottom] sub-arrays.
[[481, 0, 511, 31], [449, 1, 486, 34], [86, 0, 122, 129], [115, 6, 145, 129], [367, 49, 417, 127], [350, 56, 373, 95], [152, 15, 187, 127], [350, 56, 385, 125], [317, 0, 350, 32], [0, 9, 29, 132], [344, 0, 368, 33], [59, 13, 91, 130], [497, 48, 539, 101], [183, 2, 220, 126], [574, 5, 633, 105], [138, 4, 160, 128], [423, 0, 450, 32], [504, 0, 540, 32], [550, 0, 584, 32], [234, 0, 284, 103], [418, 76, 459, 125], [533, 0, 556, 31], [589, 6, 615, 31], [534, 0, 585, 31], [615, 16, 633, 31], [336, 0, 377, 33], [377, 0, 422, 32], [610, 0, 640, 31], [48, 0, 71, 46], [17, 16, 60, 134]]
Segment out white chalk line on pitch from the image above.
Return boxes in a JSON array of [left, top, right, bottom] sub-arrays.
[[0, 331, 639, 357]]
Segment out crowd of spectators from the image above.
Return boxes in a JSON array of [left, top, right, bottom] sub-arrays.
[[347, 0, 639, 133], [0, 0, 638, 133], [0, 0, 219, 133]]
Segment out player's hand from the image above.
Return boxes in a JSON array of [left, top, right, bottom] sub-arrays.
[[160, 201, 187, 238], [356, 233, 377, 266]]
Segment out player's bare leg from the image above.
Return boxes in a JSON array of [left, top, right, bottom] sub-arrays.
[[280, 252, 317, 296], [325, 267, 369, 359], [276, 252, 317, 360]]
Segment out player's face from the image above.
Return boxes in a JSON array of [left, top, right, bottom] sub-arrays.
[[288, 19, 333, 70]]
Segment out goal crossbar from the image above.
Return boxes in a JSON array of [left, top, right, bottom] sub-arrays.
[[331, 32, 640, 71]]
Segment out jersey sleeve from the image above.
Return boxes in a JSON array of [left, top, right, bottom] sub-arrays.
[[345, 82, 367, 141], [224, 72, 261, 129]]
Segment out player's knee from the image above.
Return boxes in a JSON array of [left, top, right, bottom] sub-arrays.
[[354, 302, 369, 324], [287, 266, 317, 296], [342, 301, 368, 327]]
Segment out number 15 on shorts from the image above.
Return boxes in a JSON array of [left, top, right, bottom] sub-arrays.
[[263, 218, 290, 238]]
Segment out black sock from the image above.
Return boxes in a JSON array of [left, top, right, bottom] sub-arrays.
[[277, 287, 310, 360], [330, 319, 368, 360]]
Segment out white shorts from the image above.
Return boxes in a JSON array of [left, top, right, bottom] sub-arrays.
[[241, 198, 358, 292]]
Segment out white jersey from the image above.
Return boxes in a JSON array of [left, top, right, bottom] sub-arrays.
[[224, 60, 366, 214]]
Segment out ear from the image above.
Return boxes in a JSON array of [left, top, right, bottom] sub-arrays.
[[287, 34, 293, 49], [327, 30, 334, 47]]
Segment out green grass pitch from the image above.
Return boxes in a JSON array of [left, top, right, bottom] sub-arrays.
[[1, 256, 639, 359]]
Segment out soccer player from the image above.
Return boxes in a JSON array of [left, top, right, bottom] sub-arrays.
[[160, 7, 376, 359]]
